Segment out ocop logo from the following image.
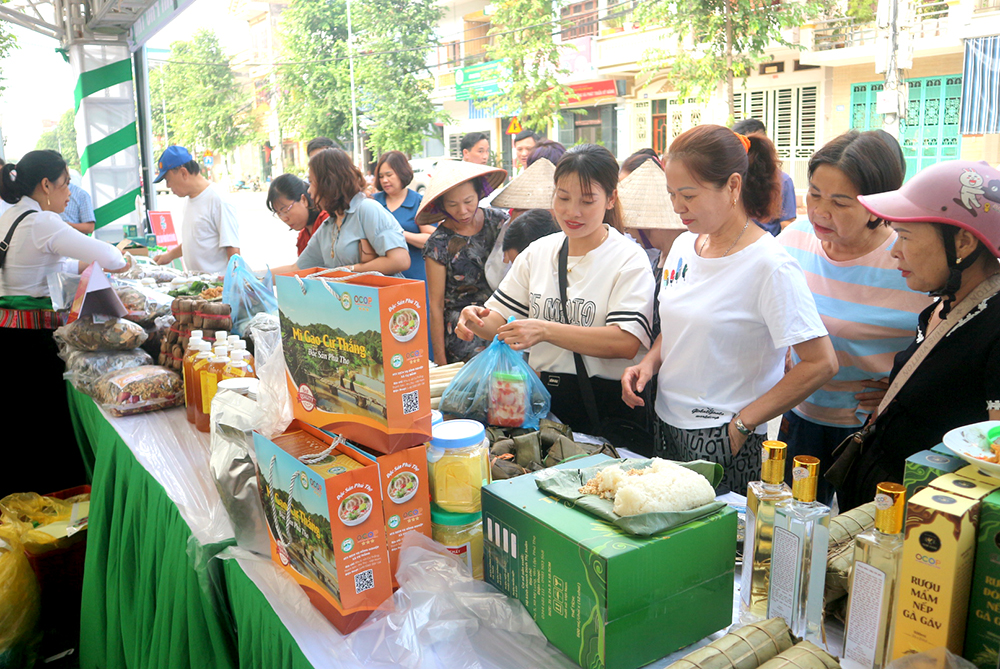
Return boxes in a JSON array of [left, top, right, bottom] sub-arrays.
[[915, 553, 943, 569], [354, 295, 373, 307], [341, 538, 354, 553]]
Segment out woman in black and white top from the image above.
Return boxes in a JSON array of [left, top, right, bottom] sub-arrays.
[[0, 150, 129, 496], [456, 144, 655, 435]]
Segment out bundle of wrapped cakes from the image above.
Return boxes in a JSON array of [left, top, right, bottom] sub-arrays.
[[579, 458, 716, 517]]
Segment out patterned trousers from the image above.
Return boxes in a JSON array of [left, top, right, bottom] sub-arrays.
[[654, 419, 764, 494]]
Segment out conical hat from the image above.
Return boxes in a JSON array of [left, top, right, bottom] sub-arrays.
[[415, 160, 507, 226], [491, 158, 556, 209], [618, 160, 685, 230]]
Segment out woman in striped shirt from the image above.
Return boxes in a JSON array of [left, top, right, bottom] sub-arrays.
[[778, 130, 931, 504]]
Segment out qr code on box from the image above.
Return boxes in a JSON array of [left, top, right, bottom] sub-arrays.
[[402, 390, 419, 415], [354, 569, 374, 594]]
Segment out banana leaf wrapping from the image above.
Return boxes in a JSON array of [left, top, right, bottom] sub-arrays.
[[825, 502, 877, 607], [756, 641, 840, 669], [665, 618, 795, 669]]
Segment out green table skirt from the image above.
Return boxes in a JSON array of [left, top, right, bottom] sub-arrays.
[[68, 386, 313, 669]]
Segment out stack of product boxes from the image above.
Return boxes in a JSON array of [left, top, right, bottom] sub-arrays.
[[253, 268, 433, 633], [897, 450, 1000, 668]]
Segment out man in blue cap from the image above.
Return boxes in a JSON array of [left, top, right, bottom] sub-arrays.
[[152, 145, 240, 272]]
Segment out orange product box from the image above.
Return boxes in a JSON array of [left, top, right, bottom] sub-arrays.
[[253, 421, 393, 633], [342, 440, 432, 588], [275, 268, 431, 454]]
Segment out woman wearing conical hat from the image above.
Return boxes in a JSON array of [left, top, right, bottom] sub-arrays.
[[418, 161, 508, 364]]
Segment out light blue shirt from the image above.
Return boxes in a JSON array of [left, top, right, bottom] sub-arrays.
[[60, 184, 95, 226], [296, 192, 407, 272]]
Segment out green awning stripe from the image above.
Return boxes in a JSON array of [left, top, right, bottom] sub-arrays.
[[80, 122, 138, 176], [74, 59, 133, 113], [94, 187, 141, 229]]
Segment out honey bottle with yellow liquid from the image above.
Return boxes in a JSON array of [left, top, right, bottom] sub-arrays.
[[842, 482, 906, 669], [195, 346, 229, 433], [222, 349, 252, 380], [426, 419, 490, 513], [739, 441, 793, 623], [186, 343, 213, 425]]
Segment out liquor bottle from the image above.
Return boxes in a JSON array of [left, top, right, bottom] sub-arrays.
[[739, 441, 793, 623], [183, 340, 211, 424], [768, 455, 831, 646], [842, 482, 906, 669]]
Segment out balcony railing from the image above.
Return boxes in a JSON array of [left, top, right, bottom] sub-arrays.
[[812, 17, 877, 51]]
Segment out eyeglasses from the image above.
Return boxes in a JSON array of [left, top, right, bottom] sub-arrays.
[[272, 201, 295, 219]]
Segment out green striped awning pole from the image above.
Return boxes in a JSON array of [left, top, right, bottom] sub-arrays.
[[73, 55, 140, 229]]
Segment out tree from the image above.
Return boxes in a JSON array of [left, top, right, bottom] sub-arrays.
[[278, 0, 444, 158], [485, 0, 572, 132], [35, 109, 80, 170], [149, 30, 254, 159], [0, 24, 16, 99], [636, 0, 823, 117]]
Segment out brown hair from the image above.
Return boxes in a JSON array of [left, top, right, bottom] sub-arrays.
[[553, 143, 624, 233], [374, 151, 414, 191], [667, 124, 781, 222], [309, 148, 366, 215]]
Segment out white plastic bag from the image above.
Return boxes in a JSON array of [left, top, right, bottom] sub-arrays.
[[250, 314, 293, 439], [885, 649, 980, 669], [347, 532, 577, 669]]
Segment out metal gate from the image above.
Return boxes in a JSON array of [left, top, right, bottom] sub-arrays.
[[849, 75, 962, 178], [733, 85, 819, 189], [651, 97, 703, 155]]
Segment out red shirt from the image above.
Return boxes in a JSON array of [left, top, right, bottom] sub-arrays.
[[296, 210, 329, 257]]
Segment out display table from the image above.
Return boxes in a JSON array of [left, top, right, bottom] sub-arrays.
[[66, 383, 838, 669]]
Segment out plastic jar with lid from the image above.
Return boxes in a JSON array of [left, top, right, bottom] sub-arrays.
[[430, 504, 483, 580], [431, 409, 444, 427], [427, 419, 490, 513]]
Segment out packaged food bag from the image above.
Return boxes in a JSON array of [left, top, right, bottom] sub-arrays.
[[62, 349, 153, 397], [93, 365, 183, 416], [222, 255, 278, 337], [275, 268, 430, 454], [56, 315, 148, 351], [0, 524, 40, 668], [439, 327, 550, 429]]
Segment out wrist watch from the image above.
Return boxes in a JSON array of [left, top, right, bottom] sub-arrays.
[[734, 413, 753, 437]]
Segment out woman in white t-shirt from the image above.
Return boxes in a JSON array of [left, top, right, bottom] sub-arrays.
[[622, 126, 838, 492], [457, 144, 655, 436]]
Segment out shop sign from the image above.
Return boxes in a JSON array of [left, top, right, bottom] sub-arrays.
[[148, 211, 177, 246], [455, 61, 505, 101], [565, 80, 620, 105]]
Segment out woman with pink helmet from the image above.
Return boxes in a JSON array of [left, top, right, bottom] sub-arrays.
[[834, 159, 1000, 509]]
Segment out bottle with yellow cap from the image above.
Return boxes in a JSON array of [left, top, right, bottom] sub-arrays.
[[739, 441, 793, 624], [768, 455, 831, 646], [842, 482, 906, 669]]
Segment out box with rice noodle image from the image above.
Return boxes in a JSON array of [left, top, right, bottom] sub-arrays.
[[483, 454, 737, 669], [276, 268, 430, 454], [253, 421, 393, 633]]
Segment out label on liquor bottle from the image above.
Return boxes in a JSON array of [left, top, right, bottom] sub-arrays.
[[768, 525, 800, 626], [740, 506, 757, 606], [792, 466, 809, 481], [875, 493, 893, 511], [843, 561, 887, 669]]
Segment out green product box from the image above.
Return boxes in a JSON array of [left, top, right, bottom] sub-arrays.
[[482, 455, 737, 669], [904, 450, 966, 500], [966, 490, 1000, 669]]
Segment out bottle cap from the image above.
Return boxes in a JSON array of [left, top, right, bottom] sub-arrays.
[[874, 482, 906, 534], [761, 440, 787, 485], [430, 503, 482, 527], [229, 350, 245, 362], [190, 330, 204, 339], [430, 419, 486, 450], [791, 455, 820, 502], [213, 345, 229, 357], [233, 339, 247, 350], [215, 330, 228, 342]]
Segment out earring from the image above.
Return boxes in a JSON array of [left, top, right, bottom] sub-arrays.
[[47, 196, 50, 207], [956, 256, 963, 265]]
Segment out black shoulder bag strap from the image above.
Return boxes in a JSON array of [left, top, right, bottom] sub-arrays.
[[0, 210, 36, 270], [557, 237, 603, 434]]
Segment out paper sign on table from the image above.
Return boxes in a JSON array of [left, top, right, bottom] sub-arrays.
[[67, 262, 128, 324]]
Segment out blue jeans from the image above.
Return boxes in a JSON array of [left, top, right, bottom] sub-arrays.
[[778, 411, 858, 506]]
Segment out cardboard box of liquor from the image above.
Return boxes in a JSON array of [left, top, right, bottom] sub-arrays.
[[965, 491, 1000, 669], [891, 488, 980, 660], [482, 455, 737, 669], [253, 421, 393, 633], [275, 268, 431, 454], [904, 451, 967, 499], [956, 465, 1000, 487], [929, 473, 1000, 501], [341, 440, 431, 588]]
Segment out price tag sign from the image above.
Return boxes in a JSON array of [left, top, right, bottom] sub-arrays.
[[148, 211, 177, 247]]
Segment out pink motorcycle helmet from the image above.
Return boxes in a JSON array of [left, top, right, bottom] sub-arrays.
[[857, 159, 1000, 258]]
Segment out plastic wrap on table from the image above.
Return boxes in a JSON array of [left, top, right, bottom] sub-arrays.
[[439, 330, 550, 429], [93, 365, 183, 417], [251, 316, 293, 439], [0, 524, 40, 669], [56, 315, 148, 351], [62, 348, 153, 396], [347, 532, 578, 669], [210, 389, 271, 556], [755, 641, 839, 669], [665, 618, 794, 669], [885, 648, 979, 669], [222, 255, 278, 337], [47, 272, 81, 312]]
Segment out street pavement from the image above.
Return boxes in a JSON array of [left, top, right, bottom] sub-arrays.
[[154, 189, 300, 272]]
